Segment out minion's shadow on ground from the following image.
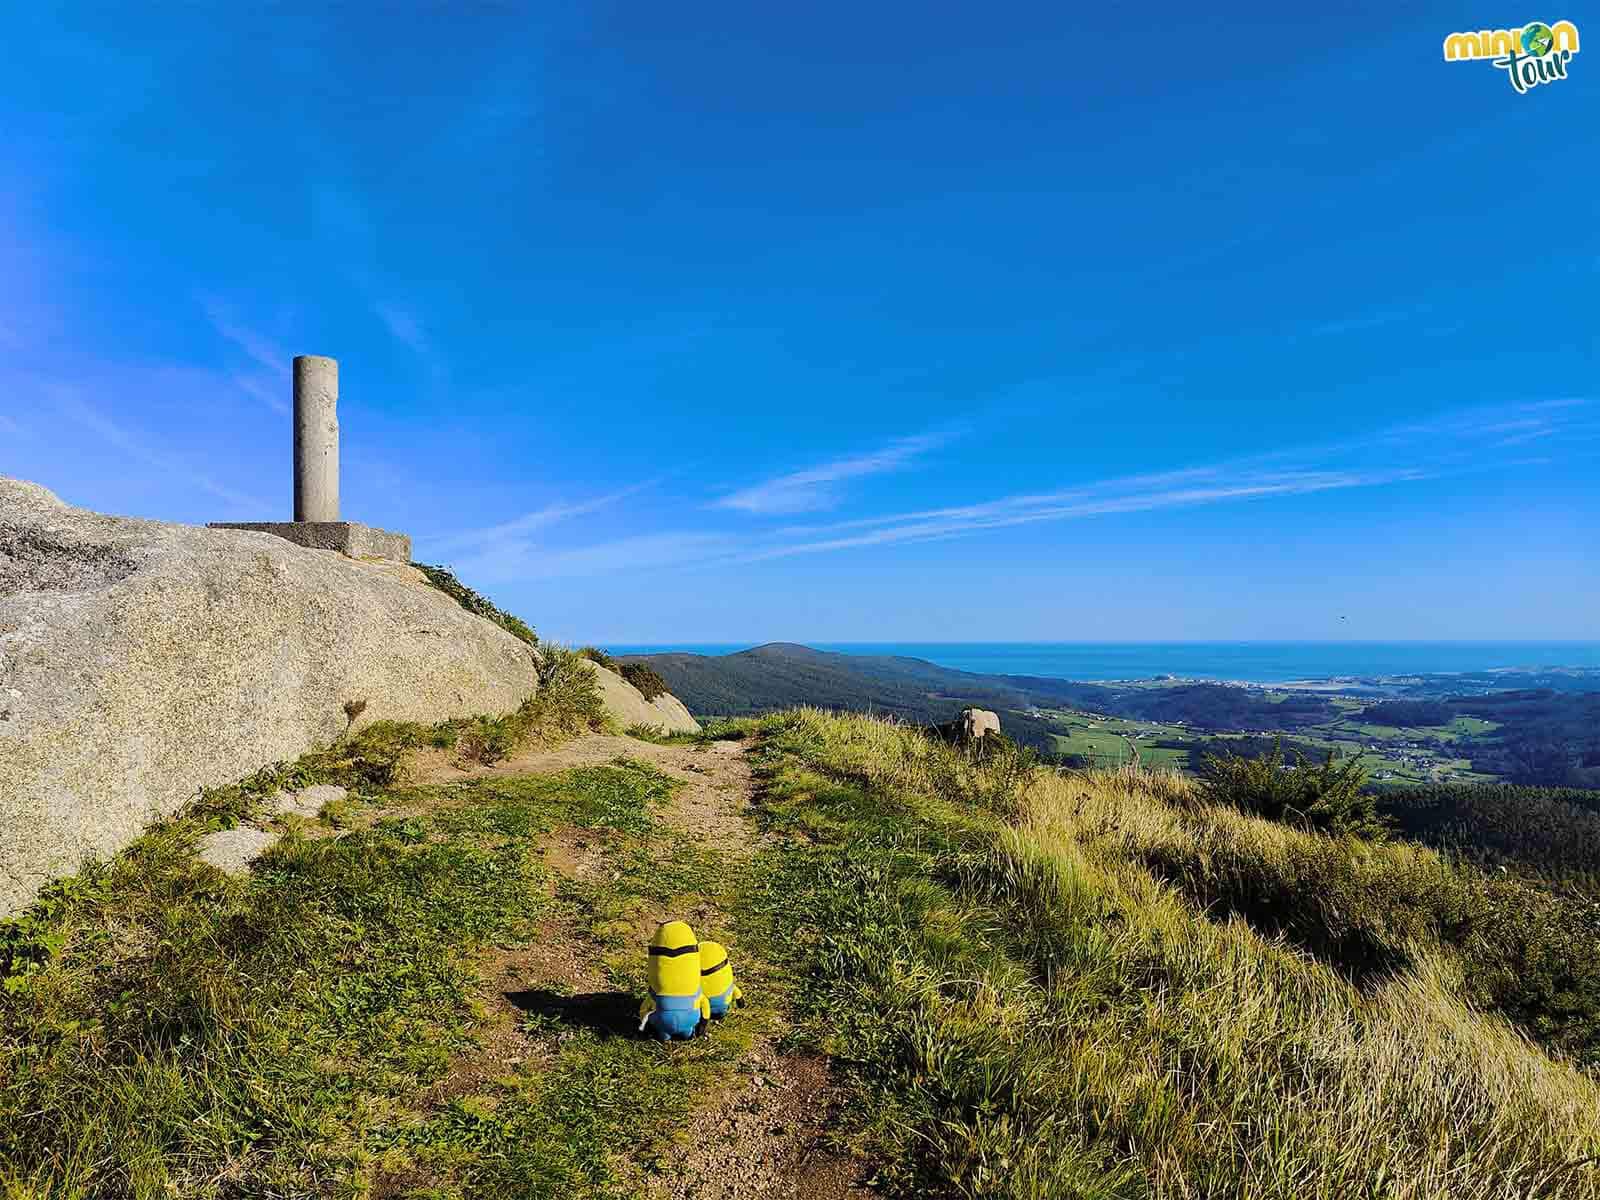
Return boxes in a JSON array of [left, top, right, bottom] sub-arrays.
[[506, 988, 639, 1038]]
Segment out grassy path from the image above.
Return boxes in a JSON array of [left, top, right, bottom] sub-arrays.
[[392, 731, 865, 1200], [0, 722, 865, 1200]]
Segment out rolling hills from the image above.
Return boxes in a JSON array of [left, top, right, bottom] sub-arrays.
[[617, 642, 1338, 748]]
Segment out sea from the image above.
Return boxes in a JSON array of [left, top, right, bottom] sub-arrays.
[[603, 642, 1600, 685]]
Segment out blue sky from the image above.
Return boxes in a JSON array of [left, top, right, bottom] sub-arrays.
[[2, 3, 1595, 643]]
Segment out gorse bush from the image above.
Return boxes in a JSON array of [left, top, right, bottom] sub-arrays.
[[535, 644, 610, 726], [575, 645, 615, 668], [618, 661, 669, 701], [447, 644, 608, 763], [1200, 736, 1387, 838]]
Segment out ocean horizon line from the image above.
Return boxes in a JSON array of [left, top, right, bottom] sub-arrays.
[[597, 640, 1600, 685], [601, 639, 1600, 647]]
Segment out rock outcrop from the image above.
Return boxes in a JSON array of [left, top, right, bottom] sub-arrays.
[[583, 659, 701, 735], [0, 478, 538, 916]]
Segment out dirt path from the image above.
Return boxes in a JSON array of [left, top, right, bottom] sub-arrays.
[[414, 733, 758, 850], [410, 732, 868, 1200]]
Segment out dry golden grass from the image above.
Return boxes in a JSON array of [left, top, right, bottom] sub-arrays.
[[1012, 766, 1600, 1198], [748, 709, 1600, 1198]]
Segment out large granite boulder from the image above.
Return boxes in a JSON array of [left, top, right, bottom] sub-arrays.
[[582, 659, 701, 735], [958, 708, 1001, 743], [0, 478, 538, 916]]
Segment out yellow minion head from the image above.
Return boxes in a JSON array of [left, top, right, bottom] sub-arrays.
[[699, 939, 733, 995], [646, 920, 701, 997]]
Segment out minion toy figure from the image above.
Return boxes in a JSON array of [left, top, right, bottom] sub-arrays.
[[638, 920, 710, 1040], [698, 939, 743, 1018]]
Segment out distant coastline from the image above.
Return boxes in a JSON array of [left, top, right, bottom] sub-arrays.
[[604, 641, 1600, 686]]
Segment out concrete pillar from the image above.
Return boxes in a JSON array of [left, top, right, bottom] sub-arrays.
[[292, 355, 339, 522]]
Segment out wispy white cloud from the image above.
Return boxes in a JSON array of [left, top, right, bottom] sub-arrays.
[[375, 302, 449, 381], [452, 463, 1433, 581], [740, 398, 1598, 563], [201, 299, 278, 369], [716, 431, 953, 515], [1310, 306, 1424, 338], [449, 529, 736, 584], [375, 303, 432, 358], [406, 400, 1593, 582], [427, 483, 653, 556], [420, 398, 1598, 581], [740, 467, 1428, 563], [54, 391, 269, 512], [201, 298, 292, 414], [418, 480, 678, 583], [232, 372, 289, 415], [1371, 397, 1597, 452]]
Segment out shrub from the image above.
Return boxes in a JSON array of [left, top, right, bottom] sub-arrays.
[[412, 563, 537, 645], [576, 646, 615, 668], [1200, 737, 1387, 839], [618, 662, 669, 701]]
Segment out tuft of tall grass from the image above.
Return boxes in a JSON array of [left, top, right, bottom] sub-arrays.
[[443, 644, 609, 764]]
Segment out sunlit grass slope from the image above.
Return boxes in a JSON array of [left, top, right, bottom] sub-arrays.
[[741, 708, 1600, 1199]]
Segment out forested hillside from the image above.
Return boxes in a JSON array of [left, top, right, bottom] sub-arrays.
[[620, 643, 1065, 747], [1381, 782, 1600, 891]]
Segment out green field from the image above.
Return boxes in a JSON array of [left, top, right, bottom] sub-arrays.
[[1046, 711, 1193, 768], [1041, 704, 1502, 786]]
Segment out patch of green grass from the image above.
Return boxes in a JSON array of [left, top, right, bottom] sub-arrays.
[[173, 647, 608, 837], [624, 717, 753, 747], [437, 759, 679, 842], [0, 797, 546, 1197], [0, 671, 684, 1199], [381, 1029, 740, 1198]]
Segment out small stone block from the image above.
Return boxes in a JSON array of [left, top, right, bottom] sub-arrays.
[[272, 783, 348, 818], [208, 521, 411, 562], [197, 827, 280, 875]]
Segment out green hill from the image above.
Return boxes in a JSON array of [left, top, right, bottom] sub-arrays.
[[619, 642, 1339, 743]]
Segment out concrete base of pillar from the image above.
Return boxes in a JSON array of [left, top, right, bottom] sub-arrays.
[[208, 521, 412, 562]]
